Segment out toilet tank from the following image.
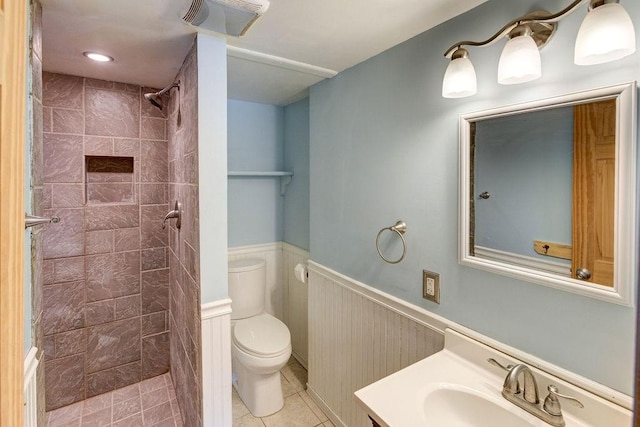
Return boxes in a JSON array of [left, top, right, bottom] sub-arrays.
[[228, 258, 266, 320]]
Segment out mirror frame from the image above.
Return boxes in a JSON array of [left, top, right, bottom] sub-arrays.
[[459, 82, 637, 306]]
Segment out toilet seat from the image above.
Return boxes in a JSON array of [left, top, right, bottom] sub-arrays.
[[233, 313, 290, 358]]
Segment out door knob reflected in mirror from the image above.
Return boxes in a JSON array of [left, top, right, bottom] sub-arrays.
[[575, 268, 591, 281]]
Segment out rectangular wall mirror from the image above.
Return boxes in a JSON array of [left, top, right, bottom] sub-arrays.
[[459, 82, 637, 306]]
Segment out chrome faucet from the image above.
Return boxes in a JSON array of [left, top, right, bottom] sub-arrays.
[[162, 201, 182, 230], [503, 363, 540, 405], [488, 359, 583, 427]]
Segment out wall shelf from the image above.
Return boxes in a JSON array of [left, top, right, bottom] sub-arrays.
[[228, 171, 294, 196]]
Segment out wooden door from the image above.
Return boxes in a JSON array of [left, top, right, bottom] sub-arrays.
[[572, 99, 616, 286], [0, 0, 28, 425]]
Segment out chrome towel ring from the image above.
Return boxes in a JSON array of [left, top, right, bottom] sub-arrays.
[[376, 220, 407, 264]]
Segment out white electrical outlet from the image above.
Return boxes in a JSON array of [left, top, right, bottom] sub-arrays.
[[422, 270, 440, 304], [426, 278, 435, 296]]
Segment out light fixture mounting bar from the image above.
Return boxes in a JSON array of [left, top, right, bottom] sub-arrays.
[[443, 0, 590, 58]]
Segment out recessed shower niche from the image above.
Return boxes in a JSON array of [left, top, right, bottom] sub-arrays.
[[85, 155, 135, 204]]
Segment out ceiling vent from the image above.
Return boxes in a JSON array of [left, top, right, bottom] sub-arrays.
[[182, 0, 270, 37]]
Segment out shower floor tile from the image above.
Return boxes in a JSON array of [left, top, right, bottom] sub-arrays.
[[233, 357, 335, 427], [45, 372, 183, 427]]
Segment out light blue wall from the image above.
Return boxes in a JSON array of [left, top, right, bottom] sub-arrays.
[[227, 98, 311, 250], [227, 100, 285, 247], [283, 98, 310, 251], [475, 107, 573, 261], [309, 0, 639, 394], [197, 33, 229, 304]]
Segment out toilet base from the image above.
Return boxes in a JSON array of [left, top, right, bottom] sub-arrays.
[[232, 356, 284, 417]]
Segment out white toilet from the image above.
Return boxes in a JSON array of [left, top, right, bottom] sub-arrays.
[[228, 258, 292, 417]]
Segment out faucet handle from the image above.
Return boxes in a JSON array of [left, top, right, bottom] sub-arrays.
[[543, 385, 584, 416], [487, 358, 514, 372]]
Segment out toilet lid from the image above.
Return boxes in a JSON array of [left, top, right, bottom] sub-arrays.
[[233, 314, 290, 357]]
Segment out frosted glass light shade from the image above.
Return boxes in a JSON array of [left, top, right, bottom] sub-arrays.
[[575, 3, 636, 65], [442, 56, 477, 98], [498, 34, 541, 85]]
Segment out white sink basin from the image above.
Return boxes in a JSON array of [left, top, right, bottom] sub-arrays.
[[354, 329, 632, 427], [422, 384, 535, 427]]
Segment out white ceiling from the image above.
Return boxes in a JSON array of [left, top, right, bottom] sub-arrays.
[[40, 0, 486, 106]]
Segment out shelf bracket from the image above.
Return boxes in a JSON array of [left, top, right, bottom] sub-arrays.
[[280, 175, 292, 196]]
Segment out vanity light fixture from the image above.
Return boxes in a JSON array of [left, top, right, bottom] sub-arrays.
[[82, 51, 114, 62], [442, 0, 636, 98]]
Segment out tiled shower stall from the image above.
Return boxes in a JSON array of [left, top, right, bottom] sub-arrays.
[[37, 34, 202, 424], [41, 72, 171, 410]]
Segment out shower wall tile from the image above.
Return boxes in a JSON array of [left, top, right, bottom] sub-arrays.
[[84, 204, 139, 230], [52, 108, 84, 134], [86, 361, 141, 398], [51, 183, 84, 208], [169, 40, 202, 426], [86, 251, 140, 302], [141, 205, 169, 249], [85, 136, 114, 155], [44, 336, 55, 360], [115, 294, 141, 320], [42, 208, 85, 259], [142, 312, 167, 337], [43, 133, 83, 183], [114, 227, 141, 251], [43, 72, 83, 109], [86, 182, 135, 204], [85, 78, 114, 90], [45, 354, 85, 409], [142, 333, 170, 380], [42, 184, 52, 210], [141, 117, 166, 140], [46, 256, 85, 284], [43, 73, 170, 410], [85, 299, 115, 326], [43, 280, 85, 335], [183, 152, 198, 184], [43, 106, 52, 132], [114, 138, 140, 157], [85, 88, 140, 138], [54, 329, 87, 358], [141, 140, 169, 182], [86, 319, 141, 373], [183, 241, 198, 282], [141, 247, 168, 271], [140, 183, 167, 205], [142, 268, 169, 314], [86, 230, 114, 255], [113, 82, 140, 93]]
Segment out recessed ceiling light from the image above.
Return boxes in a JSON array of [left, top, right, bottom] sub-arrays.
[[83, 52, 114, 62]]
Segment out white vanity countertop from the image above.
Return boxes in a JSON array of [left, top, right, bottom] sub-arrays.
[[354, 329, 632, 427]]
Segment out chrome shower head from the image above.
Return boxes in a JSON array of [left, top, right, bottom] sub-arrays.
[[143, 80, 180, 111], [143, 92, 163, 110]]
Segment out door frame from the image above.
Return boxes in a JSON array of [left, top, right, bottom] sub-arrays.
[[0, 0, 28, 425]]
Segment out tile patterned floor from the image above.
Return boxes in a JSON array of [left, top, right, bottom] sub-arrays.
[[45, 373, 182, 427], [233, 357, 335, 427], [46, 358, 334, 427]]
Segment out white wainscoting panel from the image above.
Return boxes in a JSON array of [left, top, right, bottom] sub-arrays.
[[282, 243, 310, 368], [308, 262, 446, 427], [202, 299, 233, 427], [228, 243, 283, 320], [24, 347, 39, 427]]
